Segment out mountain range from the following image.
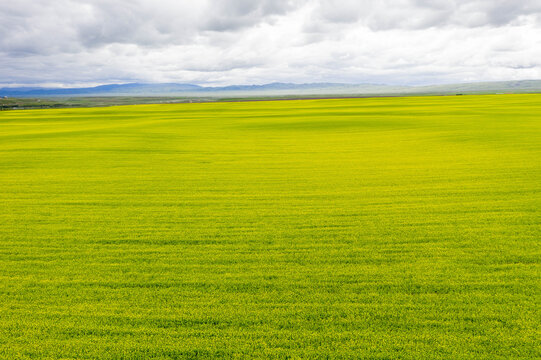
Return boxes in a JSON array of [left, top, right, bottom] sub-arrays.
[[1, 80, 541, 97]]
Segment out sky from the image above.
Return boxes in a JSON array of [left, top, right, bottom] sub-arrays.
[[1, 0, 541, 87]]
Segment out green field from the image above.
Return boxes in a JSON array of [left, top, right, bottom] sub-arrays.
[[0, 95, 539, 359]]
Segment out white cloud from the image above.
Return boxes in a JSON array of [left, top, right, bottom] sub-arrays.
[[0, 0, 540, 86]]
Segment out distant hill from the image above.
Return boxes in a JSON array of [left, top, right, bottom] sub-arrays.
[[1, 80, 540, 98], [0, 83, 204, 97], [411, 80, 541, 94]]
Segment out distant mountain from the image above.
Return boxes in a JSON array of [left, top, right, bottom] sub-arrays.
[[0, 82, 393, 97], [209, 82, 378, 91], [411, 80, 541, 93], [0, 83, 204, 96], [1, 80, 540, 97]]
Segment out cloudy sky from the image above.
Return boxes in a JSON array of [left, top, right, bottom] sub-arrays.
[[1, 0, 541, 87]]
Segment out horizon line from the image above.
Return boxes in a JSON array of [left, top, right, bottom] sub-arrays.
[[1, 78, 541, 90]]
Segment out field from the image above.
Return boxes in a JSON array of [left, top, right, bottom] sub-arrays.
[[0, 95, 539, 359]]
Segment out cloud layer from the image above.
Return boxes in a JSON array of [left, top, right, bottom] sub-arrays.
[[1, 0, 540, 86]]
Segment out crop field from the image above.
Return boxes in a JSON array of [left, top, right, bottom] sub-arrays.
[[0, 95, 540, 359]]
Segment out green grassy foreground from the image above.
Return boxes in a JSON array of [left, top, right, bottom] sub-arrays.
[[0, 95, 539, 359]]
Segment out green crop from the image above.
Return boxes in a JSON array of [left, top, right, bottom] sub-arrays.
[[0, 95, 539, 359]]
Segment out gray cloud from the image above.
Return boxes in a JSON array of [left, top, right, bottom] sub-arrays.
[[314, 0, 541, 30], [0, 0, 540, 86]]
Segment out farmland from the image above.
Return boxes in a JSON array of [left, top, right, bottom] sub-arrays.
[[0, 95, 540, 359]]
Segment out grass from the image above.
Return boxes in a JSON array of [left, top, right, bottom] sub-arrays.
[[0, 94, 539, 359], [0, 96, 210, 110]]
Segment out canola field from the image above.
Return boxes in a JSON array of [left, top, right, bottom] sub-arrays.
[[0, 95, 540, 359]]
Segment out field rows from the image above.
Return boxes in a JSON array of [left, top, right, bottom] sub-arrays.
[[0, 95, 540, 359]]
